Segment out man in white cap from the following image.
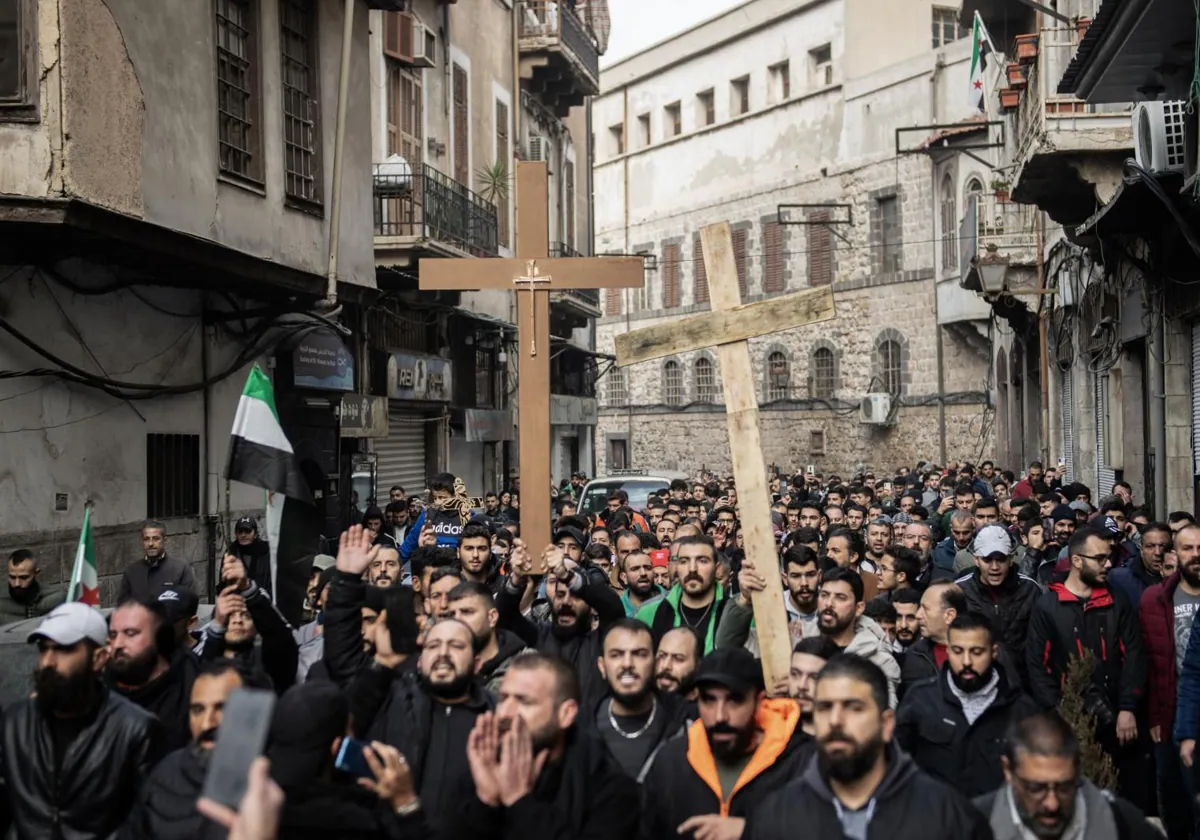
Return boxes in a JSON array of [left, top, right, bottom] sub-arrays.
[[1, 602, 161, 839], [955, 524, 1041, 691]]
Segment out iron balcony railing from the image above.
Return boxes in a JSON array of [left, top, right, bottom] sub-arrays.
[[373, 162, 499, 258], [518, 1, 600, 85], [548, 241, 599, 307]]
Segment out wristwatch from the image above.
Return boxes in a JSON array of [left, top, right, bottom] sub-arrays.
[[395, 797, 422, 816]]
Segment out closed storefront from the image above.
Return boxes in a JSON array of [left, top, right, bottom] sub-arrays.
[[376, 408, 428, 499], [1061, 368, 1074, 481], [1192, 323, 1200, 477], [1095, 371, 1115, 497]]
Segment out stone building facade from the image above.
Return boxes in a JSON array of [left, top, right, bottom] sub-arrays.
[[592, 0, 996, 477]]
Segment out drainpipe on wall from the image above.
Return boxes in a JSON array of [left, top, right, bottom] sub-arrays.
[[322, 0, 357, 311], [1150, 297, 1167, 516], [1037, 219, 1050, 464], [621, 85, 634, 466]]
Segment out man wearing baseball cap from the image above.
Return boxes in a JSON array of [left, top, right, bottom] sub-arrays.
[[2, 603, 161, 839], [227, 515, 272, 596], [641, 648, 811, 840], [954, 524, 1040, 690]]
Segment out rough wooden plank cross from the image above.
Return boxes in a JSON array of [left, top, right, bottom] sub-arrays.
[[614, 222, 836, 688], [420, 161, 644, 570]]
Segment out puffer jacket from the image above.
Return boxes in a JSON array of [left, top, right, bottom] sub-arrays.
[[932, 537, 969, 582], [635, 583, 730, 655], [122, 745, 225, 840], [843, 615, 902, 708], [479, 628, 535, 696], [1110, 552, 1160, 614], [1139, 573, 1183, 733], [956, 566, 1041, 689], [2, 686, 161, 840], [0, 583, 64, 622]]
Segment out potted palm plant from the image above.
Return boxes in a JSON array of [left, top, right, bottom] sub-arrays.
[[475, 159, 510, 209]]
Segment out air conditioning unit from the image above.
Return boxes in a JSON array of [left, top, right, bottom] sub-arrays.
[[411, 20, 436, 68], [383, 11, 435, 68], [859, 393, 891, 425], [1133, 100, 1187, 174], [527, 136, 548, 162]]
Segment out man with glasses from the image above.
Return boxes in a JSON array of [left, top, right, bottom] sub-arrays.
[[955, 525, 1039, 691], [1026, 525, 1147, 807], [975, 711, 1158, 840]]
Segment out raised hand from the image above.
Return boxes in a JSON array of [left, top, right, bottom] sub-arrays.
[[495, 715, 547, 807], [466, 713, 503, 806], [222, 554, 249, 590], [509, 540, 533, 586], [213, 585, 246, 628], [337, 525, 379, 577], [359, 742, 418, 811]]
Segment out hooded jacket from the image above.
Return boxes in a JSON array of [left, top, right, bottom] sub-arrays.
[[1139, 572, 1184, 733], [399, 506, 467, 560], [974, 779, 1159, 840], [895, 664, 1040, 797], [441, 727, 639, 840], [640, 698, 813, 840], [3, 686, 161, 840], [621, 584, 665, 618], [109, 648, 199, 754], [714, 593, 817, 658], [122, 745, 226, 840], [955, 566, 1041, 689], [932, 537, 971, 582], [1025, 582, 1145, 714], [583, 689, 695, 781], [842, 616, 902, 708], [635, 583, 730, 655], [479, 628, 535, 696], [746, 743, 990, 840]]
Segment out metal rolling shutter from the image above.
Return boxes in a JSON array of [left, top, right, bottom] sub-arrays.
[[1192, 323, 1200, 475], [1095, 372, 1115, 497], [1061, 370, 1074, 481], [375, 407, 428, 502]]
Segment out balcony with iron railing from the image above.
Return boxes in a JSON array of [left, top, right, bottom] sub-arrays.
[[517, 1, 600, 115], [959, 193, 1041, 306], [547, 240, 601, 316], [373, 161, 499, 261]]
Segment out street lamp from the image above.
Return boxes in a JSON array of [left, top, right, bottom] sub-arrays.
[[976, 243, 1010, 296]]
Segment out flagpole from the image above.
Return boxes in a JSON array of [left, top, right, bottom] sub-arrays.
[[975, 11, 999, 57], [67, 502, 91, 603]]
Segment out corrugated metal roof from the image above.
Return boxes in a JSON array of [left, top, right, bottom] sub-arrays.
[[1057, 0, 1125, 95]]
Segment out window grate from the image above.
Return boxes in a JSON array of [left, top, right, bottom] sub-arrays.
[[147, 434, 200, 519], [766, 351, 790, 400], [874, 195, 902, 274], [606, 368, 628, 407], [878, 339, 902, 394], [664, 361, 684, 405], [281, 0, 320, 203], [695, 357, 718, 403], [812, 347, 835, 398], [216, 0, 260, 179]]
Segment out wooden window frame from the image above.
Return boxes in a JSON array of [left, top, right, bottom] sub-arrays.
[[495, 98, 510, 247], [808, 211, 833, 286], [452, 63, 470, 185], [280, 0, 323, 209], [763, 219, 784, 293], [697, 89, 715, 127], [732, 227, 748, 299], [665, 101, 681, 137], [216, 0, 264, 184], [662, 243, 681, 309], [768, 60, 790, 104], [730, 76, 750, 116], [874, 195, 902, 274], [931, 7, 964, 48], [693, 233, 709, 305], [0, 0, 38, 122], [564, 159, 575, 250]]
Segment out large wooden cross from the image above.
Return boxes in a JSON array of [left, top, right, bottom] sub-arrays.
[[420, 161, 643, 569], [613, 222, 836, 688]]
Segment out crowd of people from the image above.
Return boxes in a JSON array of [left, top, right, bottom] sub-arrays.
[[3, 460, 1197, 839]]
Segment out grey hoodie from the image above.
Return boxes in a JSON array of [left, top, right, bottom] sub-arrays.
[[843, 615, 902, 708], [796, 742, 921, 839]]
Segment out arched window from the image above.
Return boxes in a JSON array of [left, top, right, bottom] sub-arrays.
[[811, 347, 835, 398], [940, 174, 957, 271], [695, 357, 717, 403], [663, 360, 684, 405], [605, 367, 628, 407], [878, 339, 902, 394], [766, 351, 790, 400], [965, 177, 985, 199]]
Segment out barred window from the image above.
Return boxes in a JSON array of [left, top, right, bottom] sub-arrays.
[[216, 0, 262, 181], [280, 0, 322, 204], [812, 347, 835, 398], [766, 351, 790, 400], [695, 357, 717, 403], [664, 361, 684, 406], [606, 368, 628, 407], [147, 434, 200, 519], [878, 339, 902, 394]]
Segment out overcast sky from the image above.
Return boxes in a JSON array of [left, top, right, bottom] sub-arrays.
[[602, 0, 743, 66]]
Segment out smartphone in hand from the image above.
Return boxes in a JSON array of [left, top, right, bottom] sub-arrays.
[[200, 688, 276, 810], [334, 737, 377, 781]]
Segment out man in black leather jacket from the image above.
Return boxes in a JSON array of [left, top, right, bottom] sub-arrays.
[[2, 602, 161, 840]]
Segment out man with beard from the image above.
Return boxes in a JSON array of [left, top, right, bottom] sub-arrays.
[[747, 654, 989, 840], [124, 659, 273, 840], [817, 567, 901, 707], [367, 547, 402, 588], [446, 581, 532, 695], [118, 520, 197, 602], [655, 626, 702, 700], [500, 540, 624, 707], [641, 648, 812, 840], [386, 500, 412, 546], [789, 636, 841, 737], [955, 525, 1040, 690], [895, 613, 1038, 797], [637, 535, 729, 655], [619, 549, 664, 617], [0, 549, 64, 621], [226, 516, 272, 595], [975, 711, 1158, 840], [347, 618, 491, 832], [3, 603, 160, 840], [1027, 526, 1146, 805], [891, 588, 921, 656], [450, 652, 639, 840], [590, 619, 691, 779], [107, 596, 198, 753], [825, 529, 880, 601], [458, 522, 501, 593], [864, 518, 894, 572], [716, 545, 820, 656]]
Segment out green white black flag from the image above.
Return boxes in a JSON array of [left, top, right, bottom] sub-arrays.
[[225, 366, 313, 504]]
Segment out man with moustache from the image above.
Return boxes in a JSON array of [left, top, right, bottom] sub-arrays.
[[816, 567, 901, 707], [619, 549, 664, 617], [446, 581, 533, 695], [716, 546, 820, 656], [367, 546, 402, 588], [125, 659, 273, 840], [655, 626, 702, 700], [640, 648, 813, 840], [107, 596, 198, 753], [891, 588, 922, 655], [789, 636, 841, 737], [590, 619, 692, 779], [825, 529, 880, 602], [0, 549, 64, 621], [895, 613, 1038, 797], [3, 603, 160, 840], [747, 654, 990, 840], [499, 540, 624, 708], [458, 522, 502, 593], [637, 535, 729, 655], [346, 618, 491, 833]]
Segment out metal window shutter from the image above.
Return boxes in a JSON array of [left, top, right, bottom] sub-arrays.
[[376, 407, 428, 501], [1192, 322, 1200, 475], [1095, 372, 1115, 497], [1061, 370, 1074, 481]]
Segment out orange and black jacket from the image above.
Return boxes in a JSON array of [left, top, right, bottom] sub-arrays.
[[1024, 582, 1146, 713], [638, 698, 812, 840]]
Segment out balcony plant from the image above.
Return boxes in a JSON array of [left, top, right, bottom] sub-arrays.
[[1014, 33, 1039, 63], [998, 88, 1020, 113], [475, 159, 511, 209], [1006, 62, 1027, 89], [1073, 16, 1092, 40], [991, 178, 1011, 202]]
